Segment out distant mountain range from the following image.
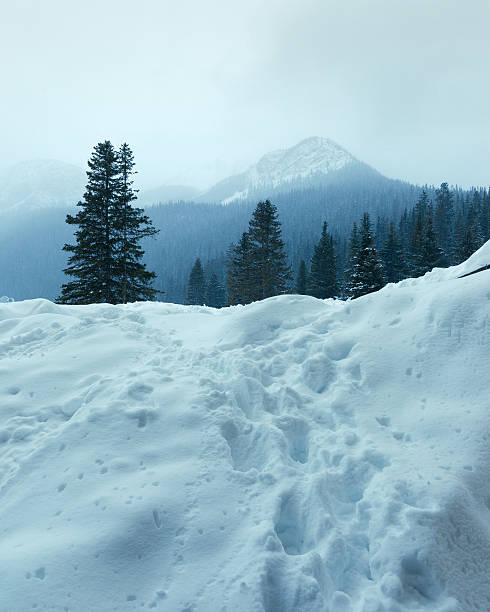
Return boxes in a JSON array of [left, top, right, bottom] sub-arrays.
[[0, 159, 86, 212], [0, 138, 387, 212]]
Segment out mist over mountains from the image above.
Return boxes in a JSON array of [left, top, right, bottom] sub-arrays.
[[0, 137, 476, 303]]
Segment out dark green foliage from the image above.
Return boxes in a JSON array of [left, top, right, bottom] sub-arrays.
[[419, 205, 445, 271], [408, 190, 429, 277], [206, 273, 226, 308], [226, 232, 257, 305], [58, 141, 158, 305], [116, 143, 159, 303], [382, 220, 406, 283], [346, 213, 384, 298], [187, 258, 206, 305], [59, 141, 121, 304], [226, 201, 291, 304], [295, 260, 308, 294], [248, 200, 292, 299], [307, 222, 337, 298], [434, 182, 454, 260], [343, 222, 360, 296]]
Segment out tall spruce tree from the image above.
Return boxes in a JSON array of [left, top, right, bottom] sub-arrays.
[[247, 200, 291, 299], [382, 220, 406, 283], [307, 221, 337, 298], [408, 191, 429, 277], [347, 213, 384, 298], [58, 141, 159, 305], [59, 141, 120, 304], [295, 260, 308, 294], [206, 273, 226, 308], [226, 232, 257, 305], [116, 143, 159, 303], [434, 182, 454, 261], [187, 258, 206, 305], [419, 205, 445, 271]]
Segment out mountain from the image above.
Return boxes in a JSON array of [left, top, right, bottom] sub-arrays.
[[198, 137, 379, 204], [0, 159, 86, 213], [1, 243, 490, 610]]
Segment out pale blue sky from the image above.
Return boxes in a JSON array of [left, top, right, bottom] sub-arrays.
[[1, 0, 489, 188]]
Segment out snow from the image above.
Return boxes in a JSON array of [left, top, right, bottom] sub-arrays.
[[0, 243, 490, 611], [220, 137, 355, 204]]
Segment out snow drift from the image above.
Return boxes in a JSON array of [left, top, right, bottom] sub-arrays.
[[1, 245, 489, 611]]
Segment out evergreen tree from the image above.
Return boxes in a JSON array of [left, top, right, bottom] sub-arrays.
[[116, 143, 159, 302], [420, 205, 445, 271], [59, 141, 121, 304], [226, 232, 257, 305], [434, 182, 454, 260], [307, 221, 337, 298], [347, 213, 384, 298], [206, 272, 226, 308], [408, 191, 429, 277], [295, 259, 308, 294], [187, 258, 206, 305], [382, 220, 406, 283], [247, 200, 291, 299], [344, 222, 360, 297], [58, 141, 159, 305]]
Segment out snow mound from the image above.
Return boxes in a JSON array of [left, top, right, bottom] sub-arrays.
[[1, 248, 490, 611]]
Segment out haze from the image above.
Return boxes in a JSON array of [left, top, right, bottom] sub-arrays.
[[1, 0, 489, 189]]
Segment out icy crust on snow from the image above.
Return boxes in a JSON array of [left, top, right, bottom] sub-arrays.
[[0, 247, 490, 611]]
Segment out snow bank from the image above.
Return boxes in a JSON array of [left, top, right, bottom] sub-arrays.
[[0, 244, 490, 611]]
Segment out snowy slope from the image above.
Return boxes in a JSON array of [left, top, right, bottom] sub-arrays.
[[0, 160, 85, 212], [198, 137, 361, 204], [0, 245, 490, 611]]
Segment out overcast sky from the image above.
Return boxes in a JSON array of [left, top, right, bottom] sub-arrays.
[[1, 0, 489, 189]]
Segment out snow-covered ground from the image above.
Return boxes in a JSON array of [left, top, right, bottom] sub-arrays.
[[1, 245, 489, 612]]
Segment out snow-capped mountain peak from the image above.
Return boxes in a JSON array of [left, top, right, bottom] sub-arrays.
[[251, 136, 356, 186], [198, 137, 362, 204]]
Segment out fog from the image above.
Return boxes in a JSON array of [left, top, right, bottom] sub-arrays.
[[1, 0, 489, 188]]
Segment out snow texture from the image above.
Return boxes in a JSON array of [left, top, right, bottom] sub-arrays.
[[0, 243, 490, 611]]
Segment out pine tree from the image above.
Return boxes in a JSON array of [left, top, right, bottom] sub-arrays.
[[59, 141, 120, 304], [434, 182, 454, 261], [247, 200, 291, 299], [206, 273, 226, 308], [307, 221, 337, 298], [344, 222, 360, 297], [382, 220, 406, 283], [58, 141, 159, 305], [408, 191, 429, 277], [226, 232, 257, 305], [187, 258, 206, 305], [295, 260, 308, 294], [347, 213, 384, 298], [116, 143, 159, 303], [420, 205, 445, 271]]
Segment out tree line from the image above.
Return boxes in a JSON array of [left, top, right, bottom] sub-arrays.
[[59, 142, 489, 306]]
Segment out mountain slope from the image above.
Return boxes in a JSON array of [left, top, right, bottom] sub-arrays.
[[198, 137, 381, 204], [0, 159, 85, 212], [0, 243, 489, 611]]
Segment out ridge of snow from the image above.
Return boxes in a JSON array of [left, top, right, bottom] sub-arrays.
[[0, 242, 490, 610]]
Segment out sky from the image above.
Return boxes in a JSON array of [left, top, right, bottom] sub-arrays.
[[1, 0, 489, 189]]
